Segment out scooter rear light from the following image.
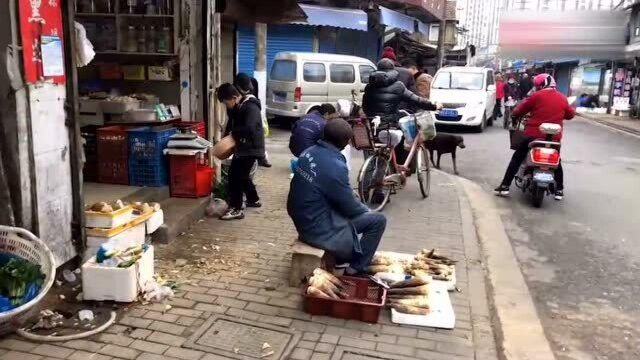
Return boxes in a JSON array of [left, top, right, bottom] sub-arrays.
[[531, 147, 560, 166]]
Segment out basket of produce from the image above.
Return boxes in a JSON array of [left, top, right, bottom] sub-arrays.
[[303, 269, 386, 323], [0, 226, 56, 335]]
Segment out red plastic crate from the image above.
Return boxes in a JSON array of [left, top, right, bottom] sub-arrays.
[[303, 276, 387, 323], [175, 121, 206, 138], [97, 126, 131, 184], [169, 154, 214, 198]]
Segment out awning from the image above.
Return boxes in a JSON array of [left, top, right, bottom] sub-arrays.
[[299, 4, 368, 31], [380, 6, 416, 33], [222, 0, 306, 23]]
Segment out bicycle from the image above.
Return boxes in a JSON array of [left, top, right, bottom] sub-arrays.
[[351, 113, 431, 212]]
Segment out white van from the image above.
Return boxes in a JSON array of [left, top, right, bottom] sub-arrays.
[[266, 52, 376, 119], [429, 67, 497, 132]]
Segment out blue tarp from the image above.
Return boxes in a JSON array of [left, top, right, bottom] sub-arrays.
[[299, 4, 368, 31], [379, 6, 415, 33]]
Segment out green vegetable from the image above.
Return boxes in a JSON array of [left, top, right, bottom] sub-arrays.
[[0, 258, 44, 306]]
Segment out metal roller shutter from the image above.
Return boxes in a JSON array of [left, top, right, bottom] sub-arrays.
[[237, 25, 256, 77], [266, 24, 314, 74]]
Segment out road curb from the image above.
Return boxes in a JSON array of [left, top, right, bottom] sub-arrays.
[[578, 114, 640, 138], [454, 175, 556, 360]]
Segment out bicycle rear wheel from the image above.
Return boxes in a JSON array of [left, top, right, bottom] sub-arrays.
[[416, 145, 431, 198], [358, 154, 392, 212]]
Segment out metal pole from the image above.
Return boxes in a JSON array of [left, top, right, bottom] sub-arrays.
[[608, 61, 616, 114], [254, 23, 267, 118], [437, 19, 447, 69]]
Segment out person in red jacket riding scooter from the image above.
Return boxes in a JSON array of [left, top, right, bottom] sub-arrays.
[[494, 74, 575, 200]]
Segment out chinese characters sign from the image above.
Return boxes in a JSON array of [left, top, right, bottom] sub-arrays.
[[19, 0, 66, 84]]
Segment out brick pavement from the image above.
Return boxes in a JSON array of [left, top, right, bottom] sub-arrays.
[[0, 130, 498, 360]]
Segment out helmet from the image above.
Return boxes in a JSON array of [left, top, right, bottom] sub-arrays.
[[533, 73, 556, 89]]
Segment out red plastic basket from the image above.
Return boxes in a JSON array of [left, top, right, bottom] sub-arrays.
[[176, 121, 206, 138], [169, 154, 214, 198], [303, 276, 387, 323], [97, 125, 131, 184]]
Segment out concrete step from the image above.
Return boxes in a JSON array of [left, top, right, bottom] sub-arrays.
[[123, 186, 170, 204], [151, 196, 210, 244]]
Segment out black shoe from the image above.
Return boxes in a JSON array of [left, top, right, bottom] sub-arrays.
[[554, 190, 564, 201], [494, 185, 510, 197], [220, 208, 245, 220], [370, 191, 385, 204], [246, 201, 262, 208], [258, 158, 272, 168]]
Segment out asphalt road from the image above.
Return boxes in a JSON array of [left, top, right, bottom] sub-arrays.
[[442, 117, 640, 360]]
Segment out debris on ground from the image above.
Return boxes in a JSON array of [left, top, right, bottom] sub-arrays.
[[78, 310, 94, 322], [175, 258, 188, 267], [31, 310, 65, 330], [141, 277, 175, 303]]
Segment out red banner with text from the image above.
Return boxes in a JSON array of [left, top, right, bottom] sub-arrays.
[[19, 0, 66, 84]]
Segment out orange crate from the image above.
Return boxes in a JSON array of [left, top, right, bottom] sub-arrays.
[[303, 276, 387, 323]]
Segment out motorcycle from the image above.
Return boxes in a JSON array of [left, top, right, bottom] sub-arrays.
[[514, 123, 562, 208]]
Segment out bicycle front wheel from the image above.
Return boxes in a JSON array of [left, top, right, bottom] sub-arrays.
[[416, 145, 431, 198], [358, 154, 392, 212]]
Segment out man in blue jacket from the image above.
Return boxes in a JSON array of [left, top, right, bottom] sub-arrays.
[[287, 119, 387, 274], [289, 104, 338, 157]]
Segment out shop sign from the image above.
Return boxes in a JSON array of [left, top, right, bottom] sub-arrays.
[[18, 0, 66, 84]]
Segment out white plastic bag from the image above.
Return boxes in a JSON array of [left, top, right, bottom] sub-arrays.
[[205, 197, 228, 217], [398, 115, 417, 147], [416, 111, 437, 141]]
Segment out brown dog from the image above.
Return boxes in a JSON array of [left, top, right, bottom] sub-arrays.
[[424, 133, 466, 175]]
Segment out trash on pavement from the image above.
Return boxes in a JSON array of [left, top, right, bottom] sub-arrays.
[[78, 310, 95, 322]]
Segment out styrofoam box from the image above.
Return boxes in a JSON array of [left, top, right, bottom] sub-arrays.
[[82, 245, 154, 302], [391, 281, 455, 329], [85, 206, 134, 229], [83, 222, 146, 262], [145, 210, 164, 234]]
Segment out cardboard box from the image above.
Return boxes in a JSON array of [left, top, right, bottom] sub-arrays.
[[122, 65, 145, 80], [148, 66, 172, 81]]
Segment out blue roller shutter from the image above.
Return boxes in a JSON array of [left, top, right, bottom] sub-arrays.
[[237, 25, 256, 77], [267, 24, 314, 74]]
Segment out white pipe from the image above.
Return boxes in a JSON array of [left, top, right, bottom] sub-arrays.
[[16, 311, 117, 342]]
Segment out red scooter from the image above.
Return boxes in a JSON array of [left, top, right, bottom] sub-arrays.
[[514, 123, 562, 208]]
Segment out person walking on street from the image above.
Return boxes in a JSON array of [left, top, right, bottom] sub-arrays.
[[415, 73, 433, 99], [519, 72, 534, 98], [289, 104, 338, 157], [216, 83, 265, 220], [234, 73, 272, 168], [287, 119, 387, 275], [494, 73, 505, 120]]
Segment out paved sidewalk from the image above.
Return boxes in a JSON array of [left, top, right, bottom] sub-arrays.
[[0, 130, 498, 360], [578, 111, 640, 136]]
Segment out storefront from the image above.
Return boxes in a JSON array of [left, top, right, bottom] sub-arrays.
[[235, 4, 375, 76]]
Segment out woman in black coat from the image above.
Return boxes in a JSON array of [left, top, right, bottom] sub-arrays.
[[363, 59, 437, 127], [216, 82, 265, 220]]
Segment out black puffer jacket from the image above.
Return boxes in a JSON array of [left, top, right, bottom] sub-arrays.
[[363, 69, 436, 125], [231, 95, 265, 158]]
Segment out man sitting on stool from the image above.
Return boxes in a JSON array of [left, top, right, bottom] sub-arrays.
[[287, 119, 387, 274]]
